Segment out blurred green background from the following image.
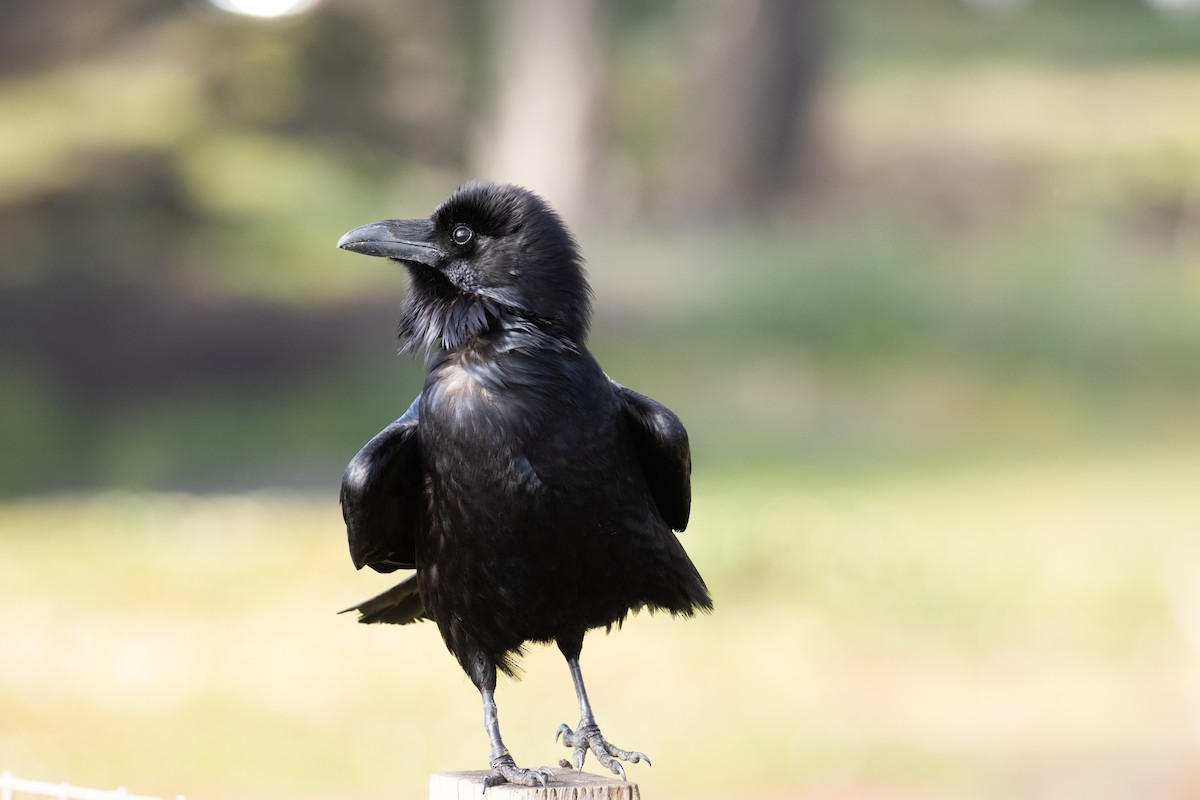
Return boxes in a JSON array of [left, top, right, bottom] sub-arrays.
[[4, 1, 1200, 798]]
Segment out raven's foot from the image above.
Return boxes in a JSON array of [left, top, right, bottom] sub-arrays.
[[483, 754, 554, 790], [555, 722, 650, 780]]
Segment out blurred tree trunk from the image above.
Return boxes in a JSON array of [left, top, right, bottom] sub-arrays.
[[472, 0, 604, 228], [683, 0, 829, 223]]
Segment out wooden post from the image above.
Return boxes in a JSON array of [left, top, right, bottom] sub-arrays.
[[429, 769, 639, 800]]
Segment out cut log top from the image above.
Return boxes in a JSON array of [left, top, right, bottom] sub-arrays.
[[429, 769, 640, 800]]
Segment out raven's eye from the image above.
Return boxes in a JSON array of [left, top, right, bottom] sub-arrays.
[[452, 225, 474, 246]]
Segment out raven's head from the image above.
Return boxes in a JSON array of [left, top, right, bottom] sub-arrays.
[[338, 181, 592, 353]]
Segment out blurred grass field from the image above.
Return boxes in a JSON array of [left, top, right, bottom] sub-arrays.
[[3, 450, 1200, 800]]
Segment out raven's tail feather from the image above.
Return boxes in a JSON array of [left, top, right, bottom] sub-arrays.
[[339, 573, 430, 625]]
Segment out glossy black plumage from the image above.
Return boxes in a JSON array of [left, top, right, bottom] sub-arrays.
[[337, 182, 711, 787]]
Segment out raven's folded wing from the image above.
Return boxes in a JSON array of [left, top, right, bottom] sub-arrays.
[[341, 395, 422, 572], [611, 379, 692, 532]]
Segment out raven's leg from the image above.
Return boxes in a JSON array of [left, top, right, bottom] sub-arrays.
[[554, 636, 650, 780], [473, 656, 554, 789]]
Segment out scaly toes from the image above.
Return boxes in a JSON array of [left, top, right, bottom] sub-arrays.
[[599, 755, 626, 782], [603, 741, 650, 767], [553, 721, 648, 780], [485, 755, 553, 790], [555, 723, 588, 769]]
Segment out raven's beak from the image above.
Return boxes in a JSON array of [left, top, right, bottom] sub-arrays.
[[337, 219, 442, 266]]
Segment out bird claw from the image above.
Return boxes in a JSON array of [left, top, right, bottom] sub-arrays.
[[484, 755, 553, 791], [554, 722, 648, 780]]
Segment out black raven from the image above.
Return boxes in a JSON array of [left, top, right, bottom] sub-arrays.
[[336, 182, 711, 788]]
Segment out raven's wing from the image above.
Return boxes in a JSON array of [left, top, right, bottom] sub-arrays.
[[339, 573, 428, 625], [341, 395, 422, 573], [610, 379, 692, 532]]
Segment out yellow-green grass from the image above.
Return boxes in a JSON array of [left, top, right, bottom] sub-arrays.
[[3, 449, 1198, 799]]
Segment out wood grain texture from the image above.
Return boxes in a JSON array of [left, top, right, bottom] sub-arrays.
[[429, 769, 640, 800]]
